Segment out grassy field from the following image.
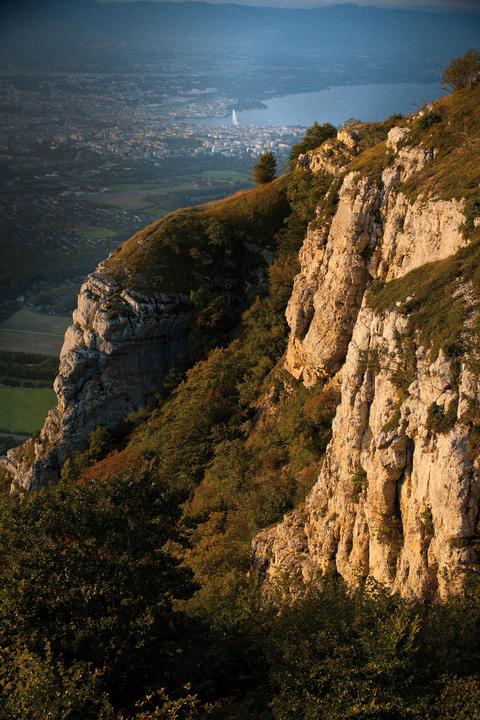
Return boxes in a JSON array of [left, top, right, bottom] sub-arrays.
[[79, 226, 117, 240], [0, 309, 70, 356], [86, 169, 254, 213], [90, 184, 181, 210], [148, 207, 172, 219], [0, 386, 56, 434], [201, 170, 252, 183]]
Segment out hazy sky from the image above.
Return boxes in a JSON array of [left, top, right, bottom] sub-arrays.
[[99, 0, 480, 7]]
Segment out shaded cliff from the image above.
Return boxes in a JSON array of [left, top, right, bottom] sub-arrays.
[[4, 276, 190, 490], [5, 180, 289, 490]]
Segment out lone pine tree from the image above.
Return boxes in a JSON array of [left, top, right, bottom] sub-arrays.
[[253, 151, 277, 185]]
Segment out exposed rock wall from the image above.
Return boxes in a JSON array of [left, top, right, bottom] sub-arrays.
[[5, 272, 189, 490], [255, 305, 480, 599], [285, 128, 466, 386], [254, 127, 476, 599], [285, 172, 383, 386]]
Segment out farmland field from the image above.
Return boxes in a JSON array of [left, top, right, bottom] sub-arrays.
[[87, 171, 252, 213], [0, 309, 70, 356], [0, 386, 56, 434], [200, 170, 252, 183], [78, 226, 117, 240], [90, 184, 180, 210]]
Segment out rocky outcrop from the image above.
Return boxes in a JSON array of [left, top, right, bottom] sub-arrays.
[[299, 124, 363, 177], [255, 125, 476, 600], [285, 172, 383, 386], [6, 272, 189, 490], [285, 128, 466, 386]]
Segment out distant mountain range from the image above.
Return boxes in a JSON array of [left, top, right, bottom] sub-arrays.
[[1, 1, 479, 83]]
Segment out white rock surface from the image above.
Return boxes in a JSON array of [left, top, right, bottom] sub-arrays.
[[6, 272, 189, 490], [285, 138, 466, 386], [255, 306, 480, 599]]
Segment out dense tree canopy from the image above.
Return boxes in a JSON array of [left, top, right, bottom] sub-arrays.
[[0, 472, 199, 713]]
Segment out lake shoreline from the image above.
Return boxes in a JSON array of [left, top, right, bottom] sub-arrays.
[[190, 81, 446, 129]]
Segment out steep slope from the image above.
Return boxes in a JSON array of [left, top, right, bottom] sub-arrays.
[[253, 87, 480, 599], [4, 181, 289, 490]]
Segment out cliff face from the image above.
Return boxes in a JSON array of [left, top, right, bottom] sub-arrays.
[[5, 180, 289, 491], [253, 105, 480, 599], [6, 273, 189, 490], [255, 305, 480, 599], [285, 126, 466, 387]]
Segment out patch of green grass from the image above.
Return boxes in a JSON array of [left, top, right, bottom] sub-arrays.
[[0, 330, 64, 357], [200, 170, 252, 183], [336, 88, 480, 203], [1, 310, 70, 336], [426, 399, 459, 435], [350, 141, 388, 180], [90, 183, 196, 211], [79, 226, 117, 240], [356, 114, 404, 151], [351, 468, 368, 498], [104, 176, 289, 292], [400, 86, 480, 203], [0, 386, 56, 434], [148, 207, 172, 219], [367, 238, 480, 360]]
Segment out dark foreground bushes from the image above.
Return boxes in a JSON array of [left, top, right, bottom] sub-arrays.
[[0, 472, 479, 720]]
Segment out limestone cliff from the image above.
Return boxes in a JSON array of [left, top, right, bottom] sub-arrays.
[[285, 126, 466, 387], [4, 179, 289, 490], [254, 94, 480, 599], [255, 304, 480, 599], [5, 272, 189, 490]]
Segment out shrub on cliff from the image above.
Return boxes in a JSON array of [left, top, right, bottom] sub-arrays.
[[289, 121, 337, 163], [442, 49, 480, 91], [0, 644, 114, 720]]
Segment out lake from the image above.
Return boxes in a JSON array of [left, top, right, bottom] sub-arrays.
[[217, 82, 445, 128]]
